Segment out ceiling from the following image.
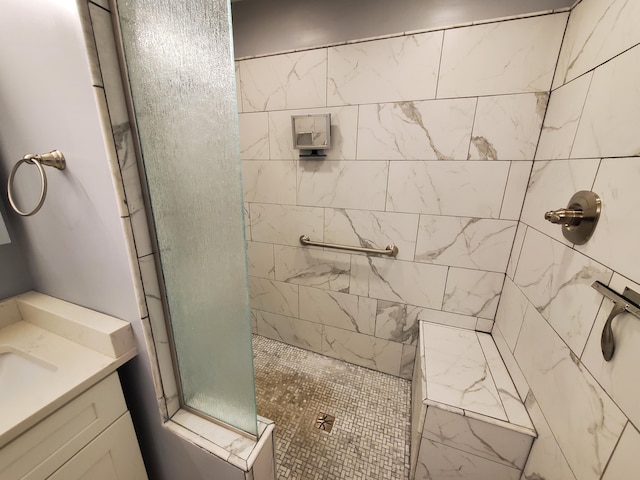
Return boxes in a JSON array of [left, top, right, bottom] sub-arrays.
[[231, 0, 575, 58]]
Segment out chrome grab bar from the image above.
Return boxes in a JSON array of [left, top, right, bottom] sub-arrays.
[[299, 235, 398, 257]]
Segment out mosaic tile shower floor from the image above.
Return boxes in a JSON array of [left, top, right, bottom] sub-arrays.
[[253, 335, 411, 480]]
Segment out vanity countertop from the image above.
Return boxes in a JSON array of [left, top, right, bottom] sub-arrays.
[[0, 291, 136, 447]]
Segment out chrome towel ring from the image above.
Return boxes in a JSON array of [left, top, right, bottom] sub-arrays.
[[7, 150, 66, 216]]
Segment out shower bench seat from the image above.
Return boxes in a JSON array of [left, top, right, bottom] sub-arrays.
[[410, 321, 536, 480]]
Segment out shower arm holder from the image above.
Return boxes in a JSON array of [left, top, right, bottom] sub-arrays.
[[591, 281, 640, 361]]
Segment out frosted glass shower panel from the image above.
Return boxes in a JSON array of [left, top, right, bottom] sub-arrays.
[[116, 0, 257, 435]]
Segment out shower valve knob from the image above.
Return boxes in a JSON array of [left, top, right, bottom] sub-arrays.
[[543, 191, 601, 245]]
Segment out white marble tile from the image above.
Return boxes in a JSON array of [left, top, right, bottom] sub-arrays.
[[274, 245, 351, 292], [297, 160, 388, 210], [375, 301, 423, 345], [443, 268, 503, 320], [256, 311, 323, 354], [492, 326, 529, 402], [246, 241, 275, 280], [248, 276, 298, 317], [422, 323, 507, 421], [321, 325, 402, 376], [475, 318, 493, 333], [243, 203, 251, 241], [411, 345, 427, 475], [268, 106, 358, 160], [469, 93, 547, 161], [572, 45, 640, 158], [235, 62, 242, 113], [324, 209, 419, 262], [356, 98, 476, 160], [90, 0, 110, 10], [298, 286, 376, 335], [602, 423, 640, 480], [522, 393, 578, 480], [514, 227, 612, 354], [553, 0, 640, 88], [494, 277, 529, 352], [250, 309, 257, 334], [477, 333, 533, 431], [499, 162, 531, 221], [327, 31, 442, 106], [386, 161, 510, 218], [400, 344, 416, 380], [414, 215, 517, 273], [536, 73, 592, 160], [506, 223, 526, 281], [249, 203, 323, 247], [417, 309, 478, 331], [242, 160, 297, 205], [239, 49, 327, 112], [520, 159, 600, 245], [415, 438, 521, 480], [514, 304, 627, 480], [350, 256, 447, 309], [577, 158, 640, 282], [423, 407, 533, 470], [583, 274, 640, 428], [238, 113, 269, 160], [437, 14, 567, 98]]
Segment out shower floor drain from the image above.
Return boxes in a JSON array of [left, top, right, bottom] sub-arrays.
[[315, 413, 335, 433]]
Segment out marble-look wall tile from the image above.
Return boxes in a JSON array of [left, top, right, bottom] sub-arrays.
[[297, 160, 388, 210], [415, 438, 521, 480], [256, 311, 323, 354], [250, 309, 257, 334], [350, 256, 447, 309], [522, 393, 578, 480], [583, 274, 640, 428], [324, 208, 419, 262], [235, 62, 242, 113], [515, 304, 627, 480], [499, 161, 531, 220], [375, 301, 422, 345], [415, 215, 517, 273], [553, 0, 640, 88], [356, 98, 476, 160], [506, 223, 526, 281], [475, 319, 494, 333], [400, 344, 416, 380], [243, 203, 251, 241], [238, 113, 269, 160], [417, 309, 478, 331], [437, 14, 567, 98], [601, 423, 640, 480], [322, 325, 403, 376], [492, 325, 530, 401], [268, 106, 358, 160], [274, 245, 351, 292], [298, 286, 376, 335], [250, 203, 324, 247], [494, 277, 528, 352], [443, 268, 503, 319], [535, 73, 592, 160], [572, 45, 640, 158], [468, 93, 547, 161], [327, 31, 443, 105], [246, 241, 275, 280], [577, 158, 640, 282], [239, 49, 327, 112], [242, 160, 297, 205], [422, 407, 532, 470], [386, 161, 510, 218], [514, 228, 612, 354], [520, 159, 600, 245], [248, 276, 298, 317]]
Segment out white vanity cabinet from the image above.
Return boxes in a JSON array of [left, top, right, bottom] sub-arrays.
[[0, 372, 147, 480]]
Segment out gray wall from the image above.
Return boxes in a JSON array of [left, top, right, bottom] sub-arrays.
[[0, 198, 33, 299], [231, 0, 575, 58]]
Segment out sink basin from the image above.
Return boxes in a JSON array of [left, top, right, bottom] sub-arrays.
[[0, 348, 57, 402]]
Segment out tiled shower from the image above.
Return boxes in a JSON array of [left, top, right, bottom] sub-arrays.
[[237, 0, 640, 478]]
